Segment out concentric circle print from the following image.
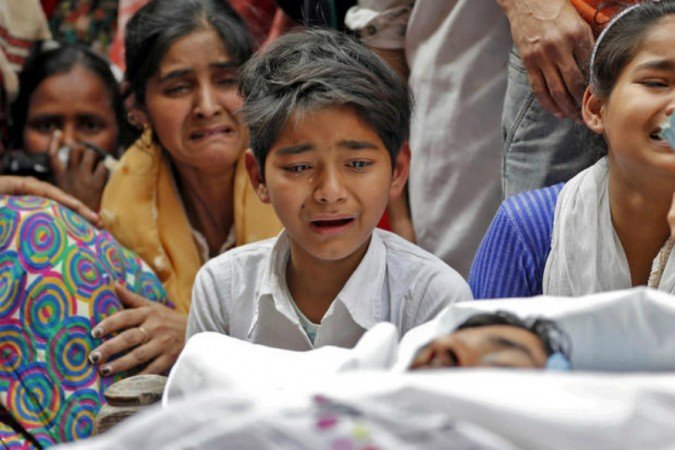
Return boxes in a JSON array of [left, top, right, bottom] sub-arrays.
[[0, 422, 26, 449], [119, 246, 140, 274], [94, 234, 125, 282], [90, 286, 122, 328], [46, 316, 97, 390], [18, 212, 66, 271], [134, 271, 168, 304], [21, 274, 76, 343], [6, 363, 62, 428], [30, 428, 57, 448], [57, 389, 101, 442], [52, 203, 96, 245], [0, 320, 35, 379], [7, 195, 49, 211], [0, 206, 18, 251], [0, 251, 26, 319], [0, 424, 57, 449], [62, 245, 107, 300]]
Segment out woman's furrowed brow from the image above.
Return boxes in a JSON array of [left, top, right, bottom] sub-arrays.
[[157, 69, 192, 83], [212, 61, 239, 71]]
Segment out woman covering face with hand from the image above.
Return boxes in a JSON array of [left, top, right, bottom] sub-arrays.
[[8, 43, 129, 211], [94, 0, 281, 378]]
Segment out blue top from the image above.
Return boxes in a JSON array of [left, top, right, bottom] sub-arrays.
[[468, 183, 564, 299]]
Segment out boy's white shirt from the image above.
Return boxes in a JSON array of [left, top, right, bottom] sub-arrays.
[[187, 228, 472, 350]]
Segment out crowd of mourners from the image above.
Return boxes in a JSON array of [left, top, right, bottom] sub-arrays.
[[1, 0, 675, 447]]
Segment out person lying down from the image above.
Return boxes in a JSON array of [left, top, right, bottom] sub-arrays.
[[409, 311, 571, 371], [60, 287, 675, 450], [165, 286, 675, 404]]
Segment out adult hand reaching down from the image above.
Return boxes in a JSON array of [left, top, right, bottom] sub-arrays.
[[497, 0, 594, 120], [89, 284, 187, 376]]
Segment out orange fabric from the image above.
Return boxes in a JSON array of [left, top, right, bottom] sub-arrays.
[[570, 0, 639, 34]]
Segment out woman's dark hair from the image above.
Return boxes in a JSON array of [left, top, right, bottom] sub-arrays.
[[591, 0, 675, 98], [9, 42, 129, 150], [125, 0, 252, 106], [456, 310, 572, 359]]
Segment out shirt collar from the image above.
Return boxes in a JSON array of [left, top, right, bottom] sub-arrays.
[[329, 230, 387, 329], [258, 230, 297, 323], [256, 230, 387, 331]]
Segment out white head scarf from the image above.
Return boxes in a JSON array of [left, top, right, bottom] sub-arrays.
[[543, 158, 675, 296]]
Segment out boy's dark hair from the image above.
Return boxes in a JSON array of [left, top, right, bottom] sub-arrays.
[[591, 0, 675, 98], [9, 42, 130, 151], [238, 28, 412, 174], [125, 0, 252, 106], [456, 310, 572, 359]]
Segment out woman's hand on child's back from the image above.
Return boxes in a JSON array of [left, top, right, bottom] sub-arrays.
[[89, 283, 187, 376], [0, 175, 101, 224]]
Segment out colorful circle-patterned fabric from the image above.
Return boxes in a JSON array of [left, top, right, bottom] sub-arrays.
[[0, 195, 171, 447]]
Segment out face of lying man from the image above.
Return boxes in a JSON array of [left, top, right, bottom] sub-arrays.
[[410, 325, 549, 369]]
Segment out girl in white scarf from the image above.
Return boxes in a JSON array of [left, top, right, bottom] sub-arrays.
[[543, 1, 675, 295]]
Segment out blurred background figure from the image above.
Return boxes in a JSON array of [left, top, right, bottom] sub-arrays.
[[0, 0, 52, 146], [347, 0, 512, 276]]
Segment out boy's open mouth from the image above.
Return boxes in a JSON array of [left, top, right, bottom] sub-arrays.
[[311, 218, 354, 228]]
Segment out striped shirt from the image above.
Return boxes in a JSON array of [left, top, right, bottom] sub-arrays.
[[469, 184, 564, 299]]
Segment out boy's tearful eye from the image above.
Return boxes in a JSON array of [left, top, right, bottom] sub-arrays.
[[347, 160, 373, 171], [284, 163, 311, 173]]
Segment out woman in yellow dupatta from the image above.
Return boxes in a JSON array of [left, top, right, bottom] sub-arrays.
[[90, 0, 281, 377]]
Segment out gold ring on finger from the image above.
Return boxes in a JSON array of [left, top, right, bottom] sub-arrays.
[[138, 326, 149, 345]]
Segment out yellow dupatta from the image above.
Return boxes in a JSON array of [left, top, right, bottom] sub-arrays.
[[100, 133, 281, 312]]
